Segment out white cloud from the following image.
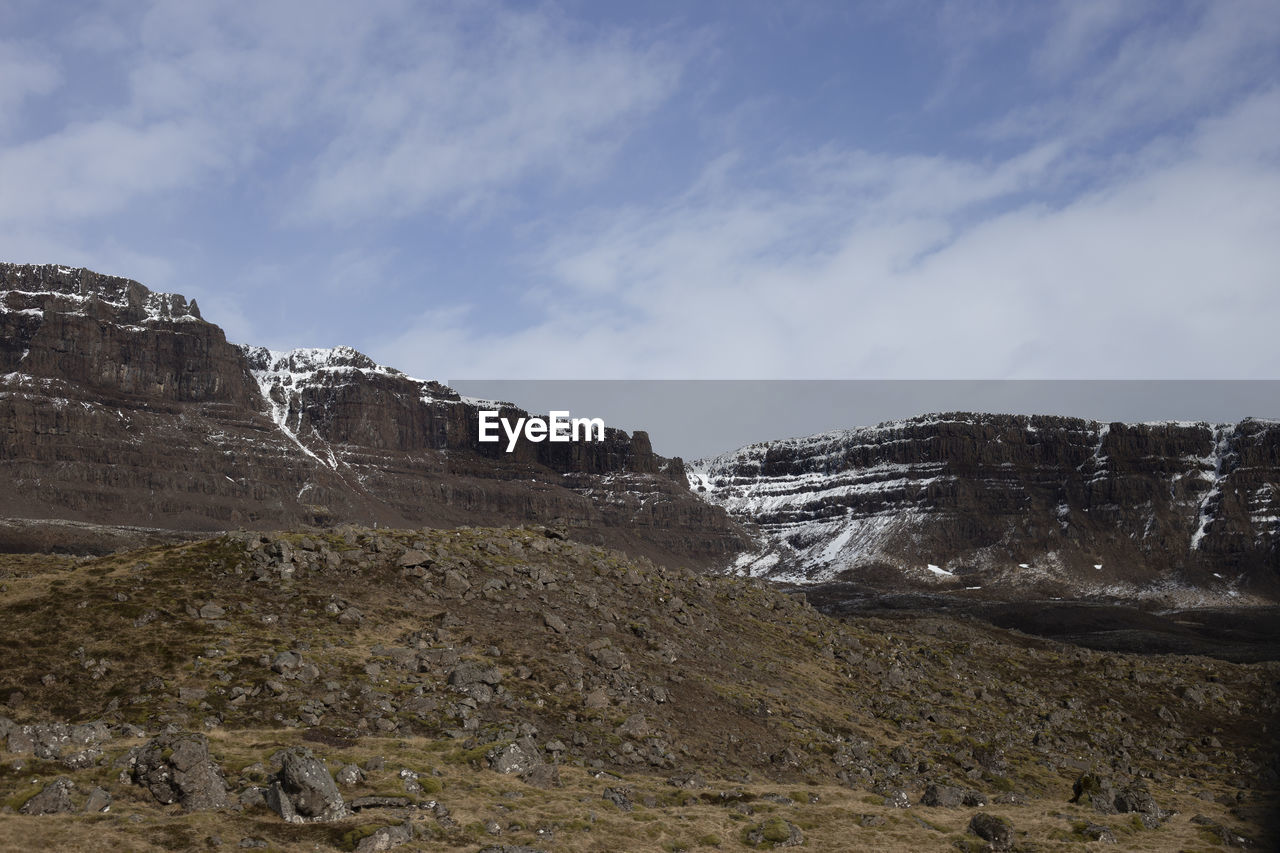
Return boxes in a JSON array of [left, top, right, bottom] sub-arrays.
[[2, 0, 684, 227], [0, 118, 226, 224], [297, 9, 683, 222], [994, 0, 1280, 142], [375, 89, 1280, 380], [0, 40, 60, 135]]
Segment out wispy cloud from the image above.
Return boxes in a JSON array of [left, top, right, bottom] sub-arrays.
[[991, 0, 1280, 142], [0, 39, 60, 130], [3, 1, 685, 226], [379, 86, 1280, 379], [3, 2, 1276, 383], [299, 10, 683, 222]]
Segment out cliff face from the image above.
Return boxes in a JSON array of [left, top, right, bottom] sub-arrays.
[[689, 413, 1280, 598], [0, 263, 745, 565]]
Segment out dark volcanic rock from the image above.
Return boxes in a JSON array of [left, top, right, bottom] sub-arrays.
[[0, 263, 746, 568], [273, 748, 346, 821], [19, 777, 75, 815], [968, 813, 1013, 851], [130, 733, 229, 811], [920, 783, 963, 807], [692, 412, 1280, 595]]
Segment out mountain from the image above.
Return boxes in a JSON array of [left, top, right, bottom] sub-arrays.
[[0, 263, 745, 565], [689, 413, 1280, 602]]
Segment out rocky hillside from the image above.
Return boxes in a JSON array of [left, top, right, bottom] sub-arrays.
[[689, 413, 1280, 600], [0, 263, 745, 566], [0, 526, 1275, 851]]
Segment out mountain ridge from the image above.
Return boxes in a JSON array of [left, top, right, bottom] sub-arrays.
[[0, 262, 746, 566], [690, 411, 1280, 601]]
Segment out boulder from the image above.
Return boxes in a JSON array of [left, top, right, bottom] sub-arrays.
[[353, 821, 413, 852], [488, 738, 541, 776], [273, 748, 347, 821], [968, 813, 1013, 851], [20, 777, 75, 815], [131, 733, 229, 811], [1082, 823, 1117, 843], [1113, 782, 1167, 827], [602, 786, 633, 812], [397, 549, 431, 568], [449, 662, 502, 687], [920, 783, 963, 807], [83, 786, 112, 813]]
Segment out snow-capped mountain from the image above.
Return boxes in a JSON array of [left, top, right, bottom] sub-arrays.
[[690, 413, 1280, 600], [0, 263, 743, 564]]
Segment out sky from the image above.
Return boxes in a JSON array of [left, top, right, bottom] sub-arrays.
[[3, 0, 1280, 381], [457, 380, 1280, 458]]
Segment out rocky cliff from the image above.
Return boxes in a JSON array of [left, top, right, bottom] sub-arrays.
[[689, 413, 1280, 599], [0, 263, 745, 565]]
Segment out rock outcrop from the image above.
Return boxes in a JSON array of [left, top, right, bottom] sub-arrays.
[[0, 263, 746, 568], [690, 413, 1280, 596], [129, 733, 229, 811]]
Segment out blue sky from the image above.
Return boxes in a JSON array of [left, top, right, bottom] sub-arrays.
[[3, 0, 1279, 379]]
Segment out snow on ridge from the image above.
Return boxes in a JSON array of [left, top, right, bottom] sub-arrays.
[[1190, 424, 1237, 551], [692, 414, 1243, 480], [0, 283, 201, 325]]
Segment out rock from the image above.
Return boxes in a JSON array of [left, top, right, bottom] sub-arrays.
[[476, 847, 548, 853], [83, 786, 112, 813], [968, 813, 1013, 851], [397, 549, 431, 567], [20, 777, 75, 815], [1070, 772, 1116, 813], [745, 818, 803, 848], [543, 613, 568, 634], [617, 713, 649, 739], [353, 821, 413, 852], [335, 764, 365, 787], [920, 783, 963, 807], [239, 787, 267, 810], [271, 651, 302, 675], [489, 738, 541, 775], [602, 786, 633, 811], [587, 644, 626, 670], [349, 796, 412, 811], [198, 602, 225, 619], [337, 607, 363, 626], [520, 764, 561, 789], [449, 662, 502, 687], [265, 782, 299, 822], [131, 733, 229, 811], [883, 788, 911, 808], [275, 747, 347, 821], [443, 570, 471, 594], [398, 768, 422, 794], [668, 772, 706, 789], [1190, 815, 1252, 848], [1113, 782, 1167, 827], [1082, 823, 1117, 843]]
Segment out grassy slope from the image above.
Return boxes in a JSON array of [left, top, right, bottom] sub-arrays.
[[0, 526, 1276, 851]]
